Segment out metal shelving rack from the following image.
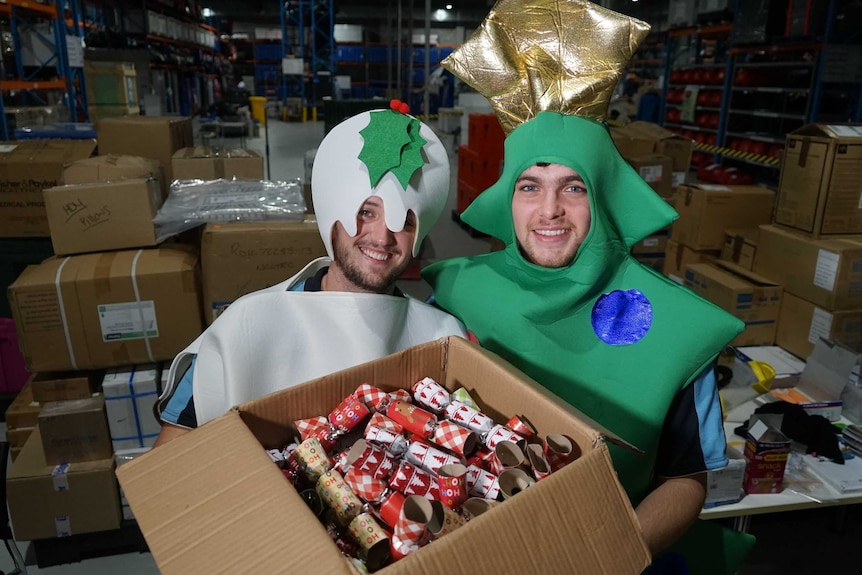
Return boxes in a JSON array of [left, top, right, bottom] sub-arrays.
[[280, 0, 334, 120], [0, 0, 88, 139]]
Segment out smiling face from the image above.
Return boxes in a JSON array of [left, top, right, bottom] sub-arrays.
[[324, 197, 416, 294], [511, 163, 591, 268]]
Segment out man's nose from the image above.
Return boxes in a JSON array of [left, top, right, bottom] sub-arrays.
[[539, 191, 564, 219], [368, 219, 395, 245]]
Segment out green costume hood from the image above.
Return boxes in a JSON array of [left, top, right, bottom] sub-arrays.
[[423, 112, 743, 503]]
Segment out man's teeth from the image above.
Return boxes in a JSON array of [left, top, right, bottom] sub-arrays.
[[535, 229, 568, 236], [361, 248, 390, 261]]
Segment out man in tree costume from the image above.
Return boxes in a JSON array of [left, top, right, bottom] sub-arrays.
[[423, 1, 755, 572]]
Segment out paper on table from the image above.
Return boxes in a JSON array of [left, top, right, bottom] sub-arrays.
[[804, 454, 862, 494]]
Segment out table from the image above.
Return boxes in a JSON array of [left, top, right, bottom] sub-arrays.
[[699, 400, 862, 531]]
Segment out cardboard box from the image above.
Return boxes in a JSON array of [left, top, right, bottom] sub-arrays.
[[671, 184, 775, 250], [672, 184, 775, 250], [753, 224, 862, 311], [8, 247, 203, 372], [7, 428, 121, 541], [102, 364, 161, 451], [5, 377, 41, 429], [6, 426, 34, 449], [742, 415, 790, 494], [663, 239, 720, 284], [763, 338, 852, 422], [117, 337, 651, 575], [200, 220, 327, 324], [775, 124, 862, 237], [62, 154, 162, 196], [171, 147, 264, 181], [95, 116, 193, 186], [610, 127, 654, 161], [720, 228, 760, 271], [30, 370, 101, 402], [38, 396, 112, 464], [626, 121, 694, 173], [684, 261, 782, 346], [627, 154, 674, 198], [776, 292, 862, 360], [704, 445, 747, 508], [43, 178, 162, 255], [0, 139, 97, 237]]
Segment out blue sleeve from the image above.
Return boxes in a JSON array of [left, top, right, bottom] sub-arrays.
[[160, 356, 197, 428], [655, 364, 728, 478]]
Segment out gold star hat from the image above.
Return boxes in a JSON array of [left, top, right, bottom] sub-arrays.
[[441, 0, 677, 247]]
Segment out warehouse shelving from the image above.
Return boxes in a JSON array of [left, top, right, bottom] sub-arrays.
[[0, 0, 88, 139], [280, 0, 335, 119]]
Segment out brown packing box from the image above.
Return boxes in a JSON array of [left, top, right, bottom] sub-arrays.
[[625, 121, 694, 173], [63, 154, 161, 185], [31, 370, 101, 402], [0, 139, 97, 237], [117, 337, 651, 575], [776, 292, 862, 360], [43, 178, 162, 255], [775, 124, 862, 237], [7, 428, 121, 541], [753, 224, 862, 311], [8, 247, 203, 372], [627, 154, 674, 198], [95, 116, 193, 187], [663, 239, 720, 283], [6, 426, 34, 449], [172, 146, 264, 181], [684, 261, 782, 346], [721, 228, 760, 270], [610, 127, 654, 160], [201, 220, 327, 324], [672, 184, 776, 250], [38, 396, 112, 465], [5, 377, 41, 429]]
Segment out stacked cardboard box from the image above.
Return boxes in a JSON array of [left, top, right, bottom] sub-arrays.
[[171, 147, 264, 181], [751, 125, 862, 361], [199, 219, 326, 324], [456, 113, 504, 215], [611, 121, 693, 198], [4, 377, 42, 462]]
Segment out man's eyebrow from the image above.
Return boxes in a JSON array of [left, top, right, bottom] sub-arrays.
[[515, 175, 541, 183], [361, 197, 383, 209]]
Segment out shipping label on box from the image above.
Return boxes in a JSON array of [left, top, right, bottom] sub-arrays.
[[743, 415, 790, 494], [117, 338, 652, 575], [201, 221, 327, 324], [684, 261, 782, 346], [38, 396, 112, 465], [775, 124, 862, 237], [672, 184, 775, 251], [43, 178, 162, 255], [7, 428, 120, 541], [753, 224, 862, 311], [8, 247, 203, 372], [0, 140, 97, 237], [628, 154, 674, 198], [103, 364, 161, 451]]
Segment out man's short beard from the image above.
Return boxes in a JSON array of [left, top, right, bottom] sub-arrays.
[[333, 236, 410, 293]]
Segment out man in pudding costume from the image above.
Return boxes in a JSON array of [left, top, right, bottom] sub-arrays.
[[155, 103, 466, 445], [422, 1, 755, 572]]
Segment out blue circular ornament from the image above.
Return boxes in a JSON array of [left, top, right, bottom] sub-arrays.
[[591, 289, 653, 345]]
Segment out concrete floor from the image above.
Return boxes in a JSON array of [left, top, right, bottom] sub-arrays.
[[2, 114, 859, 574]]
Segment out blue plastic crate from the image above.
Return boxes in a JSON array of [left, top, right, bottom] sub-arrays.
[[14, 123, 97, 140]]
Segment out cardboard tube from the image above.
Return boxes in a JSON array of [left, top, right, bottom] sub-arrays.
[[498, 468, 536, 499], [428, 500, 466, 538], [348, 512, 391, 571], [461, 497, 500, 520]]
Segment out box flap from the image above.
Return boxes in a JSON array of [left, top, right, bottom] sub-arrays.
[[746, 415, 789, 444], [790, 123, 862, 139], [798, 338, 858, 400], [711, 260, 780, 287], [116, 412, 353, 575]]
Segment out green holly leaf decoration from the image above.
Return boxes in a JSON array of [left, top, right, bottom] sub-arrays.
[[358, 110, 427, 189]]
